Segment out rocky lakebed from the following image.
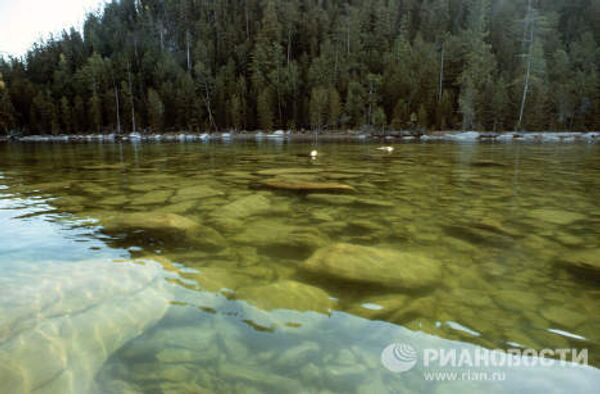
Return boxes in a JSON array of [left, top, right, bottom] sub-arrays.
[[0, 141, 598, 393]]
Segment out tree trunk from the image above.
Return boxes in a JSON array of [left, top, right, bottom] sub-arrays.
[[287, 30, 292, 66], [245, 3, 250, 40], [114, 84, 121, 134], [159, 20, 164, 52], [186, 30, 192, 72], [517, 0, 534, 131], [438, 42, 444, 103], [128, 65, 136, 133], [347, 23, 350, 56], [367, 80, 374, 126]]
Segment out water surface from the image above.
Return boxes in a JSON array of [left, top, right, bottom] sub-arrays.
[[0, 141, 598, 393]]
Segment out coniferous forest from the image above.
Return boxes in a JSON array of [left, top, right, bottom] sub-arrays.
[[0, 0, 599, 135]]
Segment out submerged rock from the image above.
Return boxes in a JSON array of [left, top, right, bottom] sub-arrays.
[[306, 193, 393, 207], [301, 243, 441, 289], [156, 200, 198, 214], [560, 248, 600, 273], [102, 212, 199, 233], [470, 160, 507, 168], [528, 208, 586, 225], [0, 260, 169, 394], [493, 289, 542, 311], [276, 341, 321, 368], [129, 183, 162, 192], [99, 194, 130, 206], [444, 224, 513, 247], [236, 280, 333, 314], [218, 194, 272, 219], [181, 267, 258, 293], [233, 220, 327, 256], [209, 216, 245, 233], [101, 212, 224, 249], [321, 172, 363, 180], [171, 185, 224, 203], [136, 189, 173, 205], [540, 305, 588, 329], [255, 168, 322, 176], [306, 194, 357, 205], [260, 179, 355, 193], [75, 182, 110, 196]]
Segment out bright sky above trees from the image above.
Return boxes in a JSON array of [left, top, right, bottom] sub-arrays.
[[0, 0, 105, 56]]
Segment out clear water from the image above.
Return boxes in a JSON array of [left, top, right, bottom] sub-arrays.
[[0, 141, 598, 393]]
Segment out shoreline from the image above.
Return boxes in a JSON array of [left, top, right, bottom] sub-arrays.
[[1, 130, 599, 143]]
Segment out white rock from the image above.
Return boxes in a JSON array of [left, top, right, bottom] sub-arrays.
[[447, 131, 480, 141], [0, 259, 170, 393]]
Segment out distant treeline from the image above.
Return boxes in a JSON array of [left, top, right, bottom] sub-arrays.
[[0, 0, 599, 134]]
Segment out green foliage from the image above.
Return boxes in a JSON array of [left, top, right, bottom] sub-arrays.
[[59, 96, 72, 132], [257, 89, 273, 131], [372, 106, 387, 131], [88, 93, 102, 132], [0, 0, 598, 134], [147, 88, 164, 131], [0, 74, 16, 132], [309, 86, 329, 130], [328, 88, 342, 129]]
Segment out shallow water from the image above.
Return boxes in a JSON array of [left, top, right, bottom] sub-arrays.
[[0, 141, 599, 393]]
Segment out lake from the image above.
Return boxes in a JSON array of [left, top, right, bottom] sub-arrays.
[[0, 140, 598, 393]]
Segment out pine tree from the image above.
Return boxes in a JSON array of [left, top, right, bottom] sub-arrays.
[[252, 0, 285, 128], [257, 88, 273, 130], [309, 87, 328, 131], [230, 94, 243, 131], [372, 106, 387, 131], [345, 80, 365, 128], [147, 88, 164, 131], [59, 96, 72, 133], [328, 88, 342, 129], [458, 0, 496, 130], [88, 93, 102, 133], [0, 73, 16, 133], [392, 99, 410, 130], [73, 95, 86, 132], [0, 0, 599, 133]]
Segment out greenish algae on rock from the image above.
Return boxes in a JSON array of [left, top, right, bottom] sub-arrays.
[[235, 280, 333, 314], [232, 219, 327, 254], [540, 305, 588, 329], [171, 185, 224, 203], [301, 243, 442, 289], [260, 179, 356, 193], [100, 211, 225, 249], [306, 193, 393, 207], [528, 208, 586, 225], [255, 168, 323, 176], [560, 248, 600, 273], [217, 194, 272, 219], [136, 189, 174, 205], [102, 212, 200, 232]]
